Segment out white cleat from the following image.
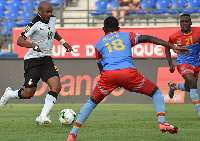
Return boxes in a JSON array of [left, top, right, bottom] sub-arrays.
[[0, 87, 12, 108], [35, 116, 52, 125]]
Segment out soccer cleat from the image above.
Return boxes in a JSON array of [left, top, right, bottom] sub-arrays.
[[0, 87, 13, 108], [159, 122, 179, 134], [67, 133, 77, 141], [168, 82, 175, 99], [35, 116, 52, 125]]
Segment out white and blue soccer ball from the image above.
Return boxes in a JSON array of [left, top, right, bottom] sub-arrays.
[[59, 108, 76, 125]]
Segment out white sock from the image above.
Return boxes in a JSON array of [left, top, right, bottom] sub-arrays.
[[10, 90, 20, 99], [40, 94, 57, 117]]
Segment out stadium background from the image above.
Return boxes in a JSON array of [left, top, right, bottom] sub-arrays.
[[0, 0, 200, 104]]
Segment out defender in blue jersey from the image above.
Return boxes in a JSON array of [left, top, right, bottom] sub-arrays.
[[67, 16, 190, 141], [165, 14, 200, 117]]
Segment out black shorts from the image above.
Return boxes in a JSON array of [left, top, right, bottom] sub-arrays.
[[24, 56, 59, 88]]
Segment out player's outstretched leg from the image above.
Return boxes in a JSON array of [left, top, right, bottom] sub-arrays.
[[159, 122, 179, 134], [152, 88, 179, 134], [67, 98, 97, 141], [0, 87, 16, 108]]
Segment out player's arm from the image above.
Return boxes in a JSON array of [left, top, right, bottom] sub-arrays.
[[165, 40, 175, 73], [97, 63, 103, 74], [54, 31, 73, 52], [17, 36, 41, 52], [17, 24, 41, 52], [138, 35, 189, 55], [95, 48, 103, 74], [0, 41, 3, 48]]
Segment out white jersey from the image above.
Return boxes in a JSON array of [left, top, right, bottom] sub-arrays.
[[21, 15, 56, 60]]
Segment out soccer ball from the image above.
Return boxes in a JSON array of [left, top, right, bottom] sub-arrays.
[[59, 108, 77, 125]]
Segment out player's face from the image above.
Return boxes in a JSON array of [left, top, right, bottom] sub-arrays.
[[180, 16, 192, 33], [38, 6, 53, 22]]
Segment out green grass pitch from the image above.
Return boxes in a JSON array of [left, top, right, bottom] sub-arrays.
[[0, 104, 199, 141]]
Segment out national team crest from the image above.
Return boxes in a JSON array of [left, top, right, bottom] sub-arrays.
[[177, 40, 181, 46], [25, 25, 30, 33], [181, 66, 185, 70], [196, 37, 200, 42]]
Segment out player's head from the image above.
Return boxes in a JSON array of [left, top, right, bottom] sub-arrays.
[[38, 1, 53, 22], [103, 16, 120, 34], [180, 14, 192, 32]]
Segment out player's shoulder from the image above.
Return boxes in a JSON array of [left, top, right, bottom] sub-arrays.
[[169, 30, 181, 38], [24, 15, 42, 29], [192, 27, 200, 33]]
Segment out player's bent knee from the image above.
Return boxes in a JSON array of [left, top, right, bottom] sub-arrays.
[[92, 86, 107, 103], [51, 85, 62, 94], [188, 81, 197, 89], [90, 96, 100, 104], [149, 86, 159, 97]]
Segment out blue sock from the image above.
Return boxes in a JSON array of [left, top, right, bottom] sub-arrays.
[[190, 89, 200, 116], [174, 83, 185, 91], [152, 89, 165, 123], [70, 99, 97, 135], [179, 83, 185, 91]]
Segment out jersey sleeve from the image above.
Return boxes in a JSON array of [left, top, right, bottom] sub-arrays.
[[95, 48, 102, 63], [129, 32, 141, 46], [21, 23, 37, 40]]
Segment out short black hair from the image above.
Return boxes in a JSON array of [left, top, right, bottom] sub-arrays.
[[104, 16, 119, 28], [180, 14, 190, 18]]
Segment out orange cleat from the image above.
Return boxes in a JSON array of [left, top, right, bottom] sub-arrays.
[[159, 122, 179, 134], [67, 133, 77, 141]]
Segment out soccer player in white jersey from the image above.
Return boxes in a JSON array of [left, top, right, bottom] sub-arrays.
[[0, 1, 73, 125]]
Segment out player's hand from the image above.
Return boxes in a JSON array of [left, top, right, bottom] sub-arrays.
[[63, 43, 73, 52], [32, 43, 41, 52], [169, 64, 175, 73], [0, 41, 3, 48], [173, 46, 191, 56]]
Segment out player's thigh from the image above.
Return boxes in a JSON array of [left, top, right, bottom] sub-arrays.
[[95, 71, 119, 97], [40, 57, 60, 83], [123, 69, 157, 96], [177, 64, 195, 77], [24, 62, 41, 88], [183, 73, 197, 88], [46, 76, 61, 93]]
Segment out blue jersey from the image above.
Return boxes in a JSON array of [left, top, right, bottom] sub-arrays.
[[169, 27, 200, 67], [95, 31, 141, 70]]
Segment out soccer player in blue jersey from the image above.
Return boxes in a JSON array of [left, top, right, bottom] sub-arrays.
[[67, 16, 189, 141], [165, 14, 200, 117]]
